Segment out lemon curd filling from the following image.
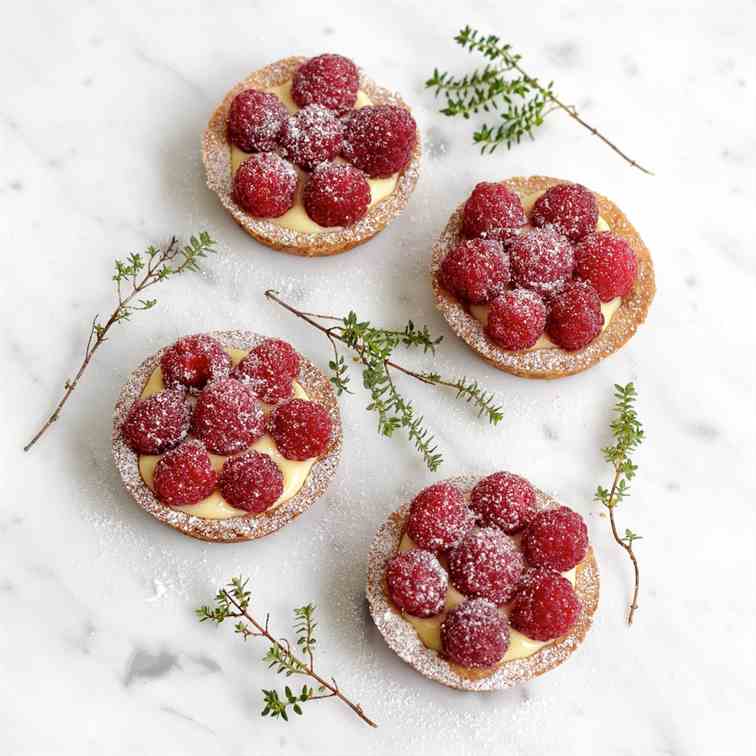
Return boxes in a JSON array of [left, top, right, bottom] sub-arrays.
[[469, 190, 620, 350], [396, 532, 577, 663], [138, 347, 315, 520], [229, 80, 399, 233]]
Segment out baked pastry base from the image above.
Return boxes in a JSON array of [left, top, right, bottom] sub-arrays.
[[366, 474, 599, 690], [431, 176, 656, 378], [203, 56, 422, 257], [112, 330, 341, 542]]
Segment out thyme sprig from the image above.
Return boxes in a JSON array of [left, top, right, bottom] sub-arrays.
[[594, 383, 645, 624], [196, 577, 376, 728], [265, 290, 503, 471], [24, 232, 216, 452], [426, 26, 653, 174]]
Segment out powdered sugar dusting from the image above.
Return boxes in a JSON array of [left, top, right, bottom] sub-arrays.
[[367, 474, 599, 690]]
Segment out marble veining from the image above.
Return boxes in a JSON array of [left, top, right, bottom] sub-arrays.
[[1, 2, 755, 755]]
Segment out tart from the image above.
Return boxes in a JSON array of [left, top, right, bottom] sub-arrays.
[[203, 54, 422, 256], [112, 331, 341, 542], [367, 474, 599, 690], [431, 177, 655, 378]]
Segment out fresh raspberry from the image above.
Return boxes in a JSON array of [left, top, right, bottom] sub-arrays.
[[218, 450, 284, 513], [279, 105, 343, 171], [291, 54, 359, 115], [462, 182, 526, 241], [153, 440, 218, 507], [233, 152, 297, 218], [546, 280, 604, 351], [441, 598, 509, 668], [121, 389, 190, 455], [232, 354, 293, 404], [470, 472, 537, 534], [522, 506, 589, 572], [406, 482, 474, 553], [531, 183, 598, 242], [510, 227, 575, 298], [270, 399, 333, 461], [226, 89, 288, 153], [303, 161, 371, 227], [342, 105, 417, 178], [574, 231, 638, 302], [160, 334, 231, 390], [248, 339, 301, 378], [191, 378, 265, 455], [448, 527, 524, 605], [510, 567, 581, 641], [486, 289, 547, 351], [439, 239, 510, 305], [385, 548, 449, 618]]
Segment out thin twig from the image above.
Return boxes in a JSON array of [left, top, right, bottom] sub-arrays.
[[221, 590, 377, 728]]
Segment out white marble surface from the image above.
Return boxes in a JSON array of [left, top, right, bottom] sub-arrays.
[[2, 1, 755, 754]]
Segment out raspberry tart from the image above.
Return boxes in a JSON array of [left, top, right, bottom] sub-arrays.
[[432, 176, 655, 378], [203, 55, 421, 256], [367, 474, 599, 690], [112, 331, 341, 542]]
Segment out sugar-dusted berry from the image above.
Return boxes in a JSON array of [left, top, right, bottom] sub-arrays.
[[448, 527, 524, 605], [342, 105, 417, 178], [248, 339, 301, 378], [546, 280, 604, 351], [510, 227, 575, 299], [441, 598, 509, 668], [486, 289, 547, 351], [386, 548, 449, 618], [227, 89, 288, 153], [304, 161, 371, 227], [291, 54, 359, 115], [510, 567, 581, 641], [462, 182, 526, 241], [470, 472, 537, 534], [232, 354, 294, 404], [153, 440, 218, 507], [233, 152, 297, 218], [531, 183, 598, 242], [439, 238, 510, 305], [191, 378, 265, 455], [406, 482, 474, 553], [160, 334, 231, 390], [279, 105, 343, 171], [121, 389, 190, 455], [575, 231, 638, 302], [522, 506, 589, 572], [218, 450, 284, 513], [270, 398, 333, 461]]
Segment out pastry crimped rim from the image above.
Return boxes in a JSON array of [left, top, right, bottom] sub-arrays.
[[366, 475, 599, 691], [112, 330, 342, 543], [431, 176, 656, 379], [202, 56, 422, 257]]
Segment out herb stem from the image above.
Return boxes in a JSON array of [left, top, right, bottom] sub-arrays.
[[221, 589, 377, 728]]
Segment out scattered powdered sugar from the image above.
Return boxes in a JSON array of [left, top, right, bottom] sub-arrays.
[[431, 176, 656, 378], [112, 330, 342, 542], [366, 474, 599, 691]]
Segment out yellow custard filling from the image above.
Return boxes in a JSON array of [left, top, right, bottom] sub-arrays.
[[469, 190, 619, 350], [230, 80, 399, 233], [138, 347, 315, 520], [396, 533, 576, 663]]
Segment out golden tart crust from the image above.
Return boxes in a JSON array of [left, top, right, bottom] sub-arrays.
[[366, 475, 599, 690], [112, 330, 341, 543], [431, 176, 656, 379], [203, 56, 422, 257]]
